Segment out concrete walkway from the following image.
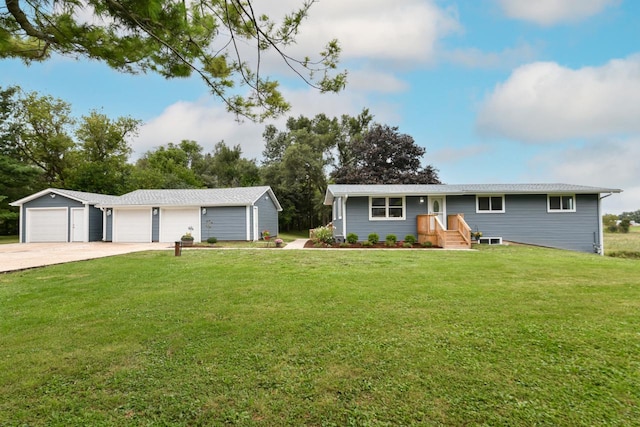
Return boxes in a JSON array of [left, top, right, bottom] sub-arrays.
[[282, 239, 309, 250]]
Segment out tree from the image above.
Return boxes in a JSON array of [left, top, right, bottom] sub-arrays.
[[261, 114, 337, 230], [66, 111, 140, 194], [331, 124, 440, 185], [2, 0, 346, 120], [134, 140, 204, 188], [199, 141, 260, 188], [620, 210, 640, 223]]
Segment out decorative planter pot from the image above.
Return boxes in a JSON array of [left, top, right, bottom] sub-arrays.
[[181, 239, 194, 247]]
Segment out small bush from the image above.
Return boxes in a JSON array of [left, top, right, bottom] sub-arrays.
[[421, 241, 433, 248], [312, 225, 334, 245], [607, 250, 640, 259], [385, 234, 397, 245], [402, 242, 413, 248], [207, 237, 217, 244], [362, 240, 373, 247], [339, 242, 351, 248], [404, 235, 417, 245], [346, 233, 359, 244], [368, 233, 379, 244]]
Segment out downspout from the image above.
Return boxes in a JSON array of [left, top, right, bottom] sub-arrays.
[[597, 193, 613, 256]]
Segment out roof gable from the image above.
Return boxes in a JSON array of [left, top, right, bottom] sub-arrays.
[[10, 188, 120, 206]]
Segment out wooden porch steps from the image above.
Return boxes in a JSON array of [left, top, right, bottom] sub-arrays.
[[443, 230, 470, 249]]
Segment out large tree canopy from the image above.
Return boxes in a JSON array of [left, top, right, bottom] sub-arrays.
[[332, 124, 441, 185], [1, 0, 346, 120]]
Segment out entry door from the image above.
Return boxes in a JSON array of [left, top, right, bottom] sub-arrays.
[[71, 208, 85, 242], [428, 196, 445, 229]]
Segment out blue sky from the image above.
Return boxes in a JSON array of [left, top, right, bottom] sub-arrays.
[[1, 0, 639, 213]]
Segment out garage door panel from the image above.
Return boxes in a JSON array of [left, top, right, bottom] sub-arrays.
[[114, 209, 151, 242], [27, 208, 67, 243], [160, 208, 200, 243]]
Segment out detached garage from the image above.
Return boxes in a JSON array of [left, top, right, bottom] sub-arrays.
[[99, 187, 281, 243], [10, 189, 120, 243], [13, 186, 282, 244]]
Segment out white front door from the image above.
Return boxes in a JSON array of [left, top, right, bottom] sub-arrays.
[[428, 196, 446, 229], [71, 208, 85, 242]]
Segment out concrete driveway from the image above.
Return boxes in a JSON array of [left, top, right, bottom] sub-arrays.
[[0, 242, 171, 273]]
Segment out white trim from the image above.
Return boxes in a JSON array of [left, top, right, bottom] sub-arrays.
[[547, 194, 576, 213], [246, 205, 251, 241], [342, 196, 348, 238], [368, 196, 406, 221], [428, 196, 447, 229], [252, 206, 259, 241], [476, 195, 505, 213], [18, 205, 24, 243]]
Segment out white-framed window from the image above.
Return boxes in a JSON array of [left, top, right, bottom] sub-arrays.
[[476, 195, 505, 213], [333, 197, 342, 220], [548, 195, 576, 212], [369, 196, 405, 220]]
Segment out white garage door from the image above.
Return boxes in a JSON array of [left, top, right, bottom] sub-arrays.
[[160, 208, 200, 242], [27, 208, 67, 243], [113, 209, 151, 242]]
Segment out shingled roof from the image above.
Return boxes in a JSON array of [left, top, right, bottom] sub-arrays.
[[324, 183, 622, 204], [98, 186, 282, 210]]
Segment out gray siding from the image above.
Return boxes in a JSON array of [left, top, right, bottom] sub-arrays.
[[255, 191, 279, 238], [152, 208, 160, 242], [22, 192, 83, 242], [446, 194, 601, 253], [88, 206, 104, 241], [201, 206, 247, 240], [343, 196, 426, 241], [332, 197, 345, 237]]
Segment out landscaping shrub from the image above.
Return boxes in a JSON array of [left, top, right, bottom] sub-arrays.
[[207, 237, 218, 244], [421, 241, 433, 248], [404, 234, 417, 245], [368, 233, 379, 244], [402, 242, 413, 248], [361, 240, 373, 247], [346, 233, 359, 244], [385, 234, 397, 247], [311, 225, 335, 246]]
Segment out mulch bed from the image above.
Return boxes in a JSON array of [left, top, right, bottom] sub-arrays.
[[303, 240, 439, 249]]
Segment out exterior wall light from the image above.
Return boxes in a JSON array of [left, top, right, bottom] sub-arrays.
[[419, 197, 425, 203], [106, 209, 112, 216], [202, 208, 207, 215], [50, 193, 56, 198], [153, 208, 158, 215]]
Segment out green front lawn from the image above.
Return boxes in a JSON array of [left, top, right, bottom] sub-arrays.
[[0, 235, 18, 244], [1, 246, 639, 425]]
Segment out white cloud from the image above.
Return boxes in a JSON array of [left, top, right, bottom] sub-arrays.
[[476, 55, 640, 142], [527, 139, 639, 213], [133, 84, 400, 163], [442, 42, 538, 70], [291, 0, 461, 64], [497, 0, 620, 26]]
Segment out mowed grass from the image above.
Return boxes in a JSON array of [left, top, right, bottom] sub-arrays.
[[605, 226, 640, 258], [1, 246, 639, 426]]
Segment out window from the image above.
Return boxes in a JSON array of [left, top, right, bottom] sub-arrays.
[[548, 195, 575, 212], [476, 195, 505, 213], [333, 197, 343, 220], [369, 197, 405, 220]]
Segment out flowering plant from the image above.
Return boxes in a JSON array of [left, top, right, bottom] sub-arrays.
[[274, 238, 284, 247], [181, 226, 194, 240], [262, 230, 270, 240], [472, 231, 483, 240]]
